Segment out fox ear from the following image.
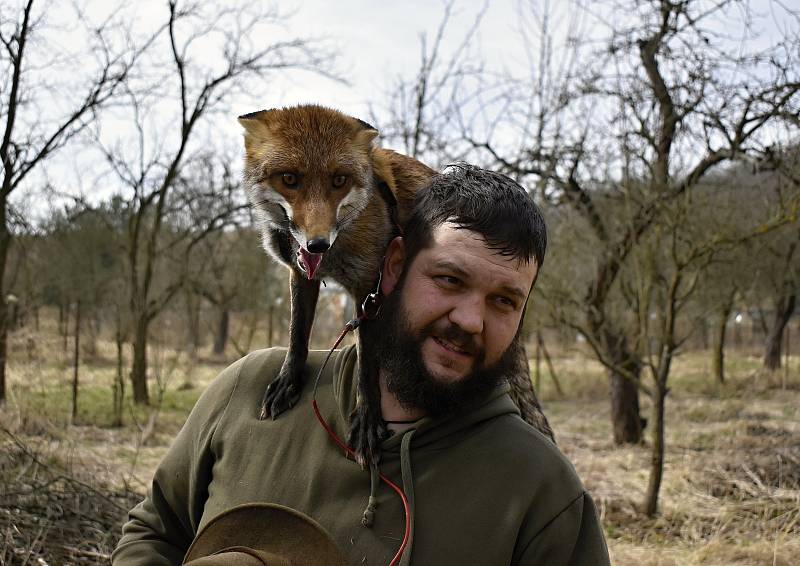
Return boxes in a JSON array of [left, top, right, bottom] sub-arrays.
[[353, 117, 379, 147], [355, 118, 377, 131], [237, 109, 276, 136], [356, 128, 379, 147]]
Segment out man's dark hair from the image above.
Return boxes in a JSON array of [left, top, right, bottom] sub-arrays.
[[402, 164, 547, 271]]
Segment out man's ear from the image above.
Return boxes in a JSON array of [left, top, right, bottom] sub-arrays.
[[381, 236, 405, 296]]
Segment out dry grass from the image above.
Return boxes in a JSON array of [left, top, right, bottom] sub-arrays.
[[542, 349, 800, 566], [1, 327, 798, 565], [0, 427, 142, 565]]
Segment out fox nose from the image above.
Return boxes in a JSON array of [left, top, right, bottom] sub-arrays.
[[306, 237, 330, 254]]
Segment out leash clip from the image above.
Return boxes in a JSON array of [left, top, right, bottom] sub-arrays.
[[361, 292, 381, 320], [360, 262, 386, 320]]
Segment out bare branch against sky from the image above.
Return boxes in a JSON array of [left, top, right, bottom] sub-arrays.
[[83, 0, 337, 405], [0, 0, 141, 401]]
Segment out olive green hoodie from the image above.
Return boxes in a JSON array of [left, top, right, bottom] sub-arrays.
[[113, 346, 609, 565]]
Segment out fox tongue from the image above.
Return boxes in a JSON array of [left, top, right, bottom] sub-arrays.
[[298, 248, 323, 280]]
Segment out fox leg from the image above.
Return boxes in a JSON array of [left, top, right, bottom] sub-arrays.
[[260, 269, 320, 420], [347, 322, 389, 468]]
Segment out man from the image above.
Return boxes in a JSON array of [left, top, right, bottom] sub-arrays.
[[113, 165, 610, 565]]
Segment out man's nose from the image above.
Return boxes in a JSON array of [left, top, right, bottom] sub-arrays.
[[448, 294, 484, 335]]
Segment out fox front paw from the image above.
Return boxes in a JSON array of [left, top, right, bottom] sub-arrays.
[[347, 405, 390, 468], [260, 368, 303, 420]]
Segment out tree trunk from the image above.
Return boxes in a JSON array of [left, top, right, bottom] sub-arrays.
[[538, 332, 564, 397], [62, 302, 70, 354], [608, 334, 643, 445], [644, 384, 666, 516], [0, 300, 6, 404], [113, 315, 125, 427], [697, 316, 709, 350], [71, 301, 81, 422], [764, 294, 796, 370], [130, 314, 150, 404], [213, 308, 229, 355], [185, 289, 201, 361], [712, 302, 732, 384], [0, 192, 14, 403], [83, 306, 98, 358], [610, 370, 643, 444], [8, 301, 18, 329]]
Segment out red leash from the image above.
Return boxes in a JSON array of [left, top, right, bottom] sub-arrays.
[[311, 319, 411, 566]]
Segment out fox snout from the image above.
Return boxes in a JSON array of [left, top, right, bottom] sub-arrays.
[[297, 235, 329, 280], [306, 236, 330, 254]]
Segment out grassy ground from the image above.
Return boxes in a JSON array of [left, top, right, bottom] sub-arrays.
[[1, 328, 798, 565], [539, 349, 800, 566]]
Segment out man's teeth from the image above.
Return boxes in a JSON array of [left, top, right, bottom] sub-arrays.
[[437, 337, 466, 354]]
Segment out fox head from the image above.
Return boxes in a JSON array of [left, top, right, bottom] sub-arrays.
[[238, 105, 379, 279]]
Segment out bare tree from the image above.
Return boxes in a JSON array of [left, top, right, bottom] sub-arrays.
[[760, 151, 800, 370], [33, 200, 124, 423], [0, 0, 137, 401], [371, 0, 487, 169], [711, 288, 737, 384], [468, 0, 800, 445], [630, 167, 798, 515], [187, 224, 283, 358], [179, 156, 264, 357], [95, 1, 335, 404]]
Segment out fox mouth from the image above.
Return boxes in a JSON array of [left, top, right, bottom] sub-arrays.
[[297, 247, 323, 280]]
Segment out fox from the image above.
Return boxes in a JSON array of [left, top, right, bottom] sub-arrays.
[[238, 104, 554, 467]]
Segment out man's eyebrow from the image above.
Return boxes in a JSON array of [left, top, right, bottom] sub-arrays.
[[432, 259, 470, 279], [432, 259, 528, 302]]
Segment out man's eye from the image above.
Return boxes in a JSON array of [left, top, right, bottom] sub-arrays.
[[495, 296, 517, 310], [332, 174, 348, 188], [282, 173, 298, 187], [437, 275, 461, 287]]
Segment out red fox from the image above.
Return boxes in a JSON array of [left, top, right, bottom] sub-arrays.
[[238, 105, 553, 466]]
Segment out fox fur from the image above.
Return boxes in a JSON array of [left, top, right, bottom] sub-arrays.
[[238, 104, 553, 466], [239, 105, 431, 297]]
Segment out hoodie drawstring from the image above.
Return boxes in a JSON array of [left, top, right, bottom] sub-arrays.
[[310, 319, 411, 566], [397, 429, 416, 566], [311, 399, 410, 566]]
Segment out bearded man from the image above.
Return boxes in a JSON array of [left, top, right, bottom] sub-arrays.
[[113, 165, 610, 566]]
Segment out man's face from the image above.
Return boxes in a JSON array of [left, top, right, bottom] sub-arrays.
[[376, 223, 538, 414]]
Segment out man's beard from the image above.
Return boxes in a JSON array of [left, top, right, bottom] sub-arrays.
[[372, 286, 519, 418]]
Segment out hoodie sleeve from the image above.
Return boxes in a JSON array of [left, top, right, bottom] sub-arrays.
[[111, 355, 245, 566], [516, 491, 610, 566]]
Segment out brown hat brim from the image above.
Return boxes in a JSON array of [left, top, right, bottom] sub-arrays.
[[183, 503, 347, 566]]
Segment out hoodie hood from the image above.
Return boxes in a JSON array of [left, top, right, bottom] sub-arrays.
[[329, 344, 521, 566]]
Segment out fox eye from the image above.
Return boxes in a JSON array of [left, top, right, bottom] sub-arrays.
[[282, 173, 298, 187], [332, 174, 348, 189]]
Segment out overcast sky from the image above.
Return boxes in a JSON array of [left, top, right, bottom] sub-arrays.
[[82, 0, 520, 126], [9, 0, 792, 214], [267, 0, 520, 116]]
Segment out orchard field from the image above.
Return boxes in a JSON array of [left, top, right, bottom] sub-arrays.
[[1, 320, 797, 565]]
